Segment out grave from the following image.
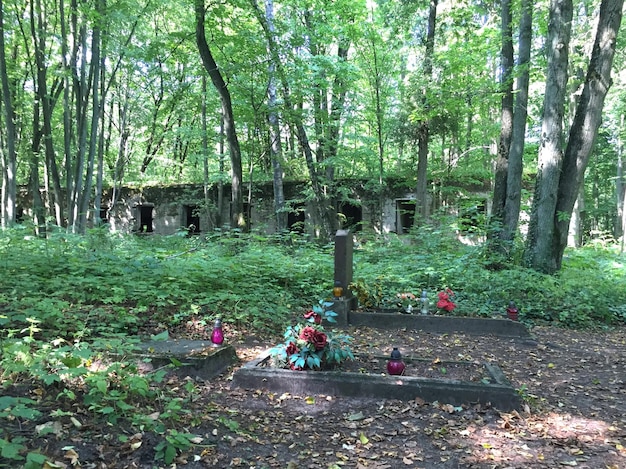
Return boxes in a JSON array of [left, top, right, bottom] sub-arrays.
[[330, 229, 356, 326], [134, 340, 237, 379], [232, 351, 521, 411], [329, 229, 532, 339], [349, 312, 532, 339], [232, 231, 528, 409]]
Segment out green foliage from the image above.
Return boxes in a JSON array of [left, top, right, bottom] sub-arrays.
[[349, 226, 626, 328], [154, 429, 203, 465], [270, 302, 354, 370], [1, 228, 625, 464]]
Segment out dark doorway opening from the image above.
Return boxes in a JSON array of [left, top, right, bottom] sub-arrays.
[[137, 205, 154, 233], [338, 202, 362, 232], [183, 205, 200, 234], [99, 206, 109, 224], [287, 203, 306, 233], [396, 199, 416, 234]]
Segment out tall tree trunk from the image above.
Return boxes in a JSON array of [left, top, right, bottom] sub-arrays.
[[326, 41, 349, 183], [502, 0, 533, 242], [94, 59, 106, 226], [264, 0, 286, 232], [368, 34, 385, 232], [201, 75, 216, 229], [31, 0, 63, 226], [195, 0, 245, 230], [525, 0, 573, 273], [491, 0, 514, 230], [553, 0, 624, 268], [617, 114, 624, 244], [77, 0, 103, 233], [0, 0, 17, 228], [249, 0, 333, 239], [217, 115, 225, 227], [415, 0, 437, 222]]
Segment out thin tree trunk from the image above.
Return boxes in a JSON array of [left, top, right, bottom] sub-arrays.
[[201, 75, 215, 230], [32, 0, 63, 226], [264, 0, 286, 232], [110, 86, 130, 216], [502, 0, 533, 242], [0, 0, 17, 228], [196, 0, 245, 230], [217, 115, 225, 227], [491, 0, 514, 228], [77, 0, 103, 233], [415, 0, 438, 223], [249, 0, 333, 239]]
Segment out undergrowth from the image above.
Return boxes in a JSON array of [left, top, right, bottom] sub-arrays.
[[1, 226, 625, 465]]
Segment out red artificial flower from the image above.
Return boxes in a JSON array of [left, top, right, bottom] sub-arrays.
[[285, 341, 299, 356], [303, 310, 322, 324], [310, 330, 328, 351], [298, 326, 327, 351], [436, 289, 456, 312], [299, 326, 317, 342]]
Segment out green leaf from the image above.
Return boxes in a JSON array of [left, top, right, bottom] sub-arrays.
[[170, 357, 183, 367], [347, 411, 364, 421], [150, 330, 170, 341], [164, 444, 177, 464], [25, 452, 48, 468], [0, 438, 25, 460]]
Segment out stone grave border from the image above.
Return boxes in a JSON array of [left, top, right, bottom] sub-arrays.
[[232, 351, 521, 411], [133, 340, 238, 380], [330, 299, 533, 339]]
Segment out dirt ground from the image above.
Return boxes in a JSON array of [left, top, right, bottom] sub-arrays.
[[3, 323, 626, 468]]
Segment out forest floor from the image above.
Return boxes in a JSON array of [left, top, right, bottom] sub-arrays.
[[4, 322, 626, 469]]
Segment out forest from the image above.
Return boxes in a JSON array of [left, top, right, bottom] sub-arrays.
[[2, 1, 626, 466], [0, 0, 624, 273]]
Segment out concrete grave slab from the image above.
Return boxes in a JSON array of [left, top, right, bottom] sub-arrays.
[[348, 312, 533, 339], [134, 340, 238, 379], [233, 351, 521, 411]]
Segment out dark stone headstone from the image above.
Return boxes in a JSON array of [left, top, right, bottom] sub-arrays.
[[334, 230, 357, 310]]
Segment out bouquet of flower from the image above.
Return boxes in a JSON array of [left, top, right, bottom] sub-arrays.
[[436, 288, 457, 312], [397, 292, 417, 312], [270, 301, 353, 371]]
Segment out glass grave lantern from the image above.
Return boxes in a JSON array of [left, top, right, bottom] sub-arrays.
[[211, 318, 224, 346], [387, 347, 406, 375]]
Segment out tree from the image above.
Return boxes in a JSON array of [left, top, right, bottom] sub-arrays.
[[415, 0, 438, 223], [554, 0, 624, 265], [265, 0, 286, 232], [249, 0, 337, 239], [195, 0, 245, 230], [0, 0, 17, 228], [526, 0, 624, 273], [502, 0, 533, 244], [490, 0, 514, 238]]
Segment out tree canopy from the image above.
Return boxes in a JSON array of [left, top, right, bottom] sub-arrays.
[[0, 0, 625, 271]]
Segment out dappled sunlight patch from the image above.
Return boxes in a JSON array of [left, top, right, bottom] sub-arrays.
[[538, 412, 610, 441], [459, 409, 624, 467]]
